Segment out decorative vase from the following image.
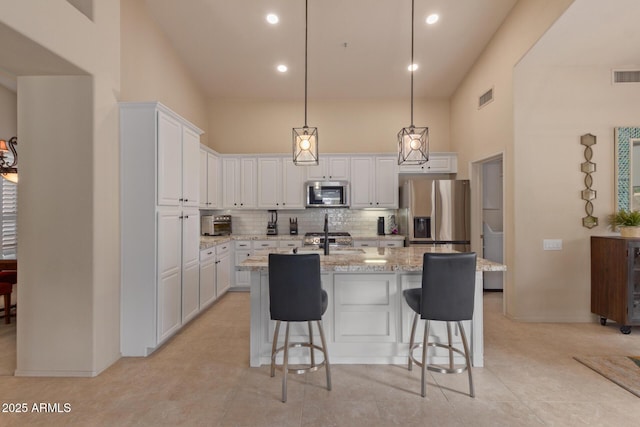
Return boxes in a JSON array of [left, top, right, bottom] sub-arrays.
[[619, 226, 640, 238]]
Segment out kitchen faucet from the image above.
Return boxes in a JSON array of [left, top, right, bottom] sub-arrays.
[[323, 213, 329, 255]]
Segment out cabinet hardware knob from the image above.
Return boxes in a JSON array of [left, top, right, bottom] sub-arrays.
[[208, 251, 213, 255], [179, 216, 184, 219], [179, 198, 184, 201]]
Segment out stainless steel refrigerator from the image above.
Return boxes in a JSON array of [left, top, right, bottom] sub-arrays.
[[399, 179, 470, 251]]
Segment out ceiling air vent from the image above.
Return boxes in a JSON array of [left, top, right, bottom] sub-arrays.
[[478, 88, 494, 109], [613, 70, 640, 84]]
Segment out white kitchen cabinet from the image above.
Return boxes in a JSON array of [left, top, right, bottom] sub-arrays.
[[282, 159, 306, 209], [350, 156, 398, 209], [181, 209, 200, 323], [222, 157, 257, 209], [216, 243, 231, 296], [199, 247, 216, 309], [305, 156, 350, 181], [353, 239, 377, 248], [199, 149, 220, 209], [157, 109, 200, 207], [257, 157, 305, 209], [379, 239, 404, 248], [120, 102, 204, 357], [156, 208, 182, 343], [333, 274, 398, 343], [233, 241, 252, 290], [398, 152, 458, 174]]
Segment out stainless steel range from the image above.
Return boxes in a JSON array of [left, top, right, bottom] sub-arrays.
[[303, 232, 353, 247]]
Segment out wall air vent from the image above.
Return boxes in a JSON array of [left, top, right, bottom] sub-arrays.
[[613, 70, 640, 84], [478, 88, 494, 109]]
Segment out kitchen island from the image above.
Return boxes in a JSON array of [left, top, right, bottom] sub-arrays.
[[238, 246, 506, 368]]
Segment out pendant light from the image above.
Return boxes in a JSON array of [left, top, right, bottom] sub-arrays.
[[293, 0, 319, 165], [398, 0, 428, 165], [0, 136, 18, 183]]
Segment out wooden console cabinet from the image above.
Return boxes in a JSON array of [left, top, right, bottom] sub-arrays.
[[591, 236, 640, 334]]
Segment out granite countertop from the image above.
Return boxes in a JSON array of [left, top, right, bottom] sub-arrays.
[[237, 246, 506, 273], [200, 233, 404, 250]]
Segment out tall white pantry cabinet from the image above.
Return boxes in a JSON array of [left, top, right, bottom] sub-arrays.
[[120, 102, 203, 357]]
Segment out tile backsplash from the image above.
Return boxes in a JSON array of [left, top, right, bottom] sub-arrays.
[[203, 208, 398, 236]]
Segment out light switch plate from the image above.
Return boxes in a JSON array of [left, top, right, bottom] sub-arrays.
[[543, 239, 563, 250]]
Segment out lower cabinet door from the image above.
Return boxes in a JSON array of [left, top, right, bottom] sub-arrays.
[[199, 259, 216, 309], [158, 270, 181, 343], [217, 253, 231, 295], [182, 261, 200, 323]]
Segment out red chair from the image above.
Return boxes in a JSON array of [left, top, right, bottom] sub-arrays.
[[0, 271, 17, 324]]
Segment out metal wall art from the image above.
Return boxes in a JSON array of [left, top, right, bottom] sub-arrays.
[[580, 133, 597, 228]]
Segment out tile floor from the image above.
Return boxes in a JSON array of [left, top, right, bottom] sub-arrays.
[[0, 292, 639, 426]]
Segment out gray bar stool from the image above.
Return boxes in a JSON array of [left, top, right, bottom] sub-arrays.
[[403, 252, 476, 397], [268, 253, 331, 402]]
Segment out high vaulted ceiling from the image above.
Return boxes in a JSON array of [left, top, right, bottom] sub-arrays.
[[145, 0, 518, 100]]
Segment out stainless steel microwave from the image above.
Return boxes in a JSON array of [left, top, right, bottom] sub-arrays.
[[201, 215, 232, 236], [305, 181, 349, 208]]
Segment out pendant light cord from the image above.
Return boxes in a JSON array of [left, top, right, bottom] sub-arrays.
[[304, 0, 309, 128], [410, 0, 414, 128]]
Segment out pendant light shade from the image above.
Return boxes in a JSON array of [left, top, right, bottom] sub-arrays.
[[398, 0, 428, 165], [293, 0, 319, 165]]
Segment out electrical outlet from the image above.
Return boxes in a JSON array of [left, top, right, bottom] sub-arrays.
[[543, 239, 563, 250]]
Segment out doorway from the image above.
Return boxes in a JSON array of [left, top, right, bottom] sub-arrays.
[[470, 153, 505, 311]]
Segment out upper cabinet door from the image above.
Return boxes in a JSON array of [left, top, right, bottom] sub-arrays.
[[374, 156, 399, 208], [282, 159, 305, 209], [350, 157, 374, 208], [199, 150, 208, 208], [181, 126, 200, 207], [157, 111, 182, 206], [206, 152, 219, 208], [257, 157, 281, 208], [305, 156, 350, 181], [240, 158, 257, 208]]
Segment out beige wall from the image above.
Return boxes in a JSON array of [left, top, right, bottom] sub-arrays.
[[512, 0, 640, 321], [450, 0, 574, 319], [0, 0, 121, 376], [208, 97, 450, 154], [120, 0, 209, 142], [0, 85, 16, 137]]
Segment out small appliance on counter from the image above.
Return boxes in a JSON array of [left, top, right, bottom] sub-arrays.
[[377, 217, 385, 236], [289, 217, 298, 235], [201, 215, 232, 236], [267, 210, 278, 235]]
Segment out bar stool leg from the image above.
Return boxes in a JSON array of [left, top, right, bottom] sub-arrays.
[[282, 322, 291, 403], [308, 321, 316, 368], [458, 321, 474, 397], [408, 313, 418, 371], [420, 319, 430, 397], [446, 322, 454, 369], [317, 320, 331, 391], [271, 321, 281, 378]]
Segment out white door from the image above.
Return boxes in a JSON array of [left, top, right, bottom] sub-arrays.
[[157, 208, 182, 342], [327, 157, 350, 180], [181, 210, 200, 322], [350, 157, 374, 208], [199, 257, 216, 309], [374, 156, 399, 208], [216, 251, 231, 296], [240, 158, 257, 208], [282, 159, 306, 209], [181, 126, 200, 207], [157, 111, 182, 206], [257, 157, 281, 208], [206, 153, 219, 208], [222, 158, 238, 208], [199, 150, 208, 208]]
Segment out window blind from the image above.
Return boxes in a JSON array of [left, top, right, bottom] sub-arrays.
[[0, 178, 17, 257]]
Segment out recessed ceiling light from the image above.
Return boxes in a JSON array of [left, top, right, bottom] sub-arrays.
[[277, 64, 288, 73], [266, 14, 279, 24], [426, 14, 439, 25], [408, 63, 418, 72]]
